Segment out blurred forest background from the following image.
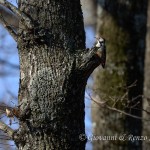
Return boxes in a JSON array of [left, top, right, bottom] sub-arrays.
[[0, 0, 150, 150]]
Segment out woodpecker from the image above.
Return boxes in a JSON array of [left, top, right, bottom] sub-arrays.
[[95, 37, 106, 68]]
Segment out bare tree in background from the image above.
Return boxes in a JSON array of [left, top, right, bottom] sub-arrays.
[[81, 0, 97, 27], [143, 0, 150, 149], [92, 0, 147, 150]]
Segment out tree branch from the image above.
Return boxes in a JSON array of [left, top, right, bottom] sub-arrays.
[[0, 58, 19, 69], [0, 5, 19, 31], [0, 13, 17, 41], [77, 47, 101, 78], [88, 94, 150, 121], [0, 121, 14, 138], [0, 0, 33, 29]]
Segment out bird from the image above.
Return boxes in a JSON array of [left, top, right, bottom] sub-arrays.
[[95, 37, 106, 68]]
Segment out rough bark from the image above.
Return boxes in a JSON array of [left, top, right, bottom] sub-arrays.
[[92, 0, 147, 150], [16, 0, 85, 149], [3, 0, 102, 150]]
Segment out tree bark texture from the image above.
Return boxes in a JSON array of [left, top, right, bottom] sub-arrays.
[[10, 0, 100, 149], [92, 0, 147, 150]]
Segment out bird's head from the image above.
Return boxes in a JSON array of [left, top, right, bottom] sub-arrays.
[[95, 37, 106, 68], [95, 37, 105, 48]]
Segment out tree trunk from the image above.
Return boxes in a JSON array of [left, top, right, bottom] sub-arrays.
[[8, 0, 100, 149], [81, 0, 97, 26], [143, 0, 150, 149], [92, 0, 147, 150]]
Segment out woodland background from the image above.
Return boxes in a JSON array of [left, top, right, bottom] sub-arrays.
[[0, 0, 150, 150]]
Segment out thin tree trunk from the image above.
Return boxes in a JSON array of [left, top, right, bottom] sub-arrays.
[[143, 0, 150, 149], [81, 0, 97, 26]]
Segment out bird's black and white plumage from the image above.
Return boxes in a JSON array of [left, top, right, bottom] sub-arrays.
[[95, 37, 106, 68]]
